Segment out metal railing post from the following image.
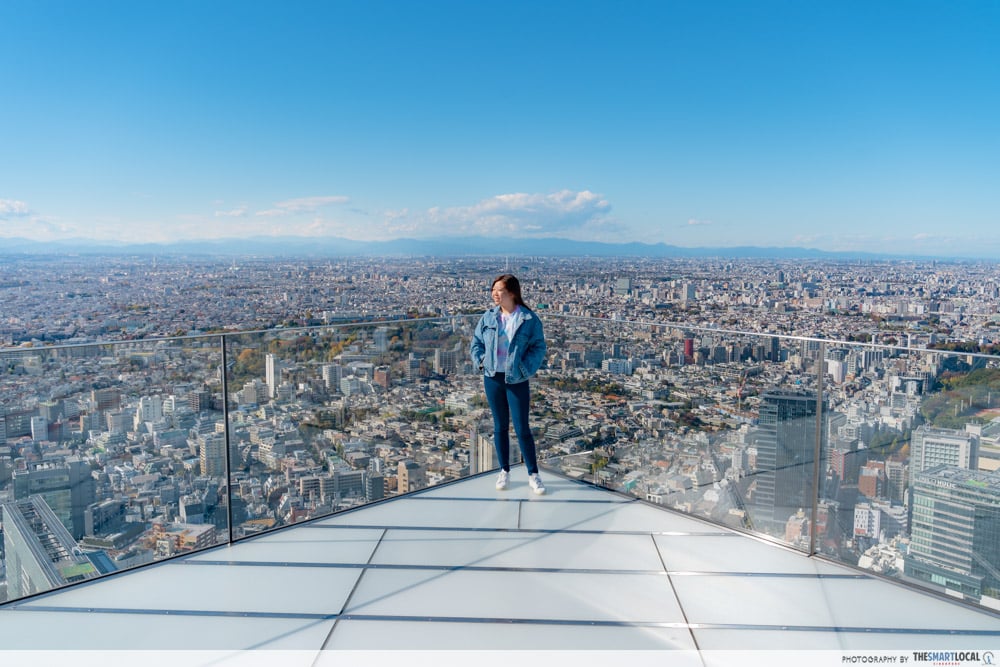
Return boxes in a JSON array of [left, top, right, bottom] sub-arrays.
[[220, 334, 234, 546], [809, 341, 825, 557]]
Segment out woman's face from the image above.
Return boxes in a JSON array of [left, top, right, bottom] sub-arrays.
[[491, 280, 516, 311]]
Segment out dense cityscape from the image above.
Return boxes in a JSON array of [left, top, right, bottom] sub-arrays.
[[1, 254, 999, 612]]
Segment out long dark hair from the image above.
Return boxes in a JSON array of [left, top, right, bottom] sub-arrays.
[[492, 274, 528, 308]]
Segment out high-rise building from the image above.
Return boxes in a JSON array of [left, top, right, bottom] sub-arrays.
[[38, 399, 64, 422], [179, 495, 205, 524], [188, 388, 212, 413], [906, 465, 1000, 599], [405, 353, 423, 381], [374, 326, 390, 353], [468, 423, 480, 475], [750, 390, 825, 533], [683, 338, 694, 365], [321, 363, 343, 390], [884, 460, 907, 504], [433, 348, 458, 375], [2, 406, 35, 439], [476, 431, 496, 473], [30, 416, 49, 441], [134, 395, 164, 431], [340, 375, 363, 397], [397, 460, 426, 494], [332, 467, 366, 499], [84, 498, 127, 537], [12, 457, 96, 539], [91, 388, 122, 412], [364, 471, 385, 502], [199, 432, 227, 478], [853, 502, 881, 539], [909, 425, 979, 477], [265, 354, 283, 399], [1, 495, 101, 599], [473, 429, 520, 473], [601, 358, 633, 375], [105, 409, 130, 434], [858, 461, 885, 499]]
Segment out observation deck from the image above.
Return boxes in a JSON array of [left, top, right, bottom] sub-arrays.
[[2, 314, 1000, 665], [2, 466, 997, 665]]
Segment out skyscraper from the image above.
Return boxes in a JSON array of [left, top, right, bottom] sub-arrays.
[[374, 326, 389, 353], [683, 338, 694, 365], [906, 465, 1000, 599], [265, 353, 283, 399], [1, 495, 101, 599], [750, 390, 825, 533], [12, 457, 96, 539], [468, 422, 479, 475]]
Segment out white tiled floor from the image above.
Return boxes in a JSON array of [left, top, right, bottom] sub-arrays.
[[1, 467, 998, 662]]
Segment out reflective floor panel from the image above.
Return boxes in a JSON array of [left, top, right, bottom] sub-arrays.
[[1, 467, 997, 660]]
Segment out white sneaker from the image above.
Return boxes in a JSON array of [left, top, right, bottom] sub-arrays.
[[529, 473, 546, 495], [496, 469, 509, 491]]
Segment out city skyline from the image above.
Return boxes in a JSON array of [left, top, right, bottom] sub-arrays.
[[2, 1, 999, 257]]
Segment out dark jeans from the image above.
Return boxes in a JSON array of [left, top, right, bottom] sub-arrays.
[[484, 373, 538, 474]]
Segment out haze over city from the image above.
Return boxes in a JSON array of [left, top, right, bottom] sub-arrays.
[[2, 1, 999, 258]]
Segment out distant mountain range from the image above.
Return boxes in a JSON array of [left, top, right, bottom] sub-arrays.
[[0, 235, 962, 260]]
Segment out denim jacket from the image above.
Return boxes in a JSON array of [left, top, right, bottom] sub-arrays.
[[470, 306, 547, 384]]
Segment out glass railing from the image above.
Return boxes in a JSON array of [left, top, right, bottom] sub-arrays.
[[220, 317, 478, 537], [538, 315, 1000, 610], [1, 315, 999, 615], [0, 335, 226, 599]]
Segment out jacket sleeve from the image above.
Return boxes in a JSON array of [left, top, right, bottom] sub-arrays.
[[470, 315, 486, 369], [520, 316, 547, 376]]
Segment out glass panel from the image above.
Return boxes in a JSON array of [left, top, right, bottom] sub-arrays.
[[4, 313, 997, 616], [223, 317, 482, 538], [0, 336, 226, 603], [825, 342, 1000, 608], [537, 316, 825, 546], [537, 315, 1000, 612]]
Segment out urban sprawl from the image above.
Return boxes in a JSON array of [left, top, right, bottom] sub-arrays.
[[1, 255, 999, 609]]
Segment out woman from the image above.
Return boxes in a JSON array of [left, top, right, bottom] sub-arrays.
[[470, 274, 548, 494]]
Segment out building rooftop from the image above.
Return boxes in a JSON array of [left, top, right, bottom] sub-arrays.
[[2, 467, 998, 664]]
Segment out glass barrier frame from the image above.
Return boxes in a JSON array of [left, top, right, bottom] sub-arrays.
[[1, 314, 998, 615]]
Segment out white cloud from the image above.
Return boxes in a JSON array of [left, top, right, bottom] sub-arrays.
[[0, 199, 31, 218], [687, 218, 713, 226], [0, 199, 89, 240], [0, 216, 79, 240], [215, 206, 248, 218], [381, 190, 616, 239], [256, 195, 350, 217], [1, 191, 622, 244]]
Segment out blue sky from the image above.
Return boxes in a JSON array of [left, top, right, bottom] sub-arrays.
[[2, 1, 998, 256]]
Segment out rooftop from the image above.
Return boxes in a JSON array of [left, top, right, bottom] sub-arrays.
[[2, 467, 997, 665]]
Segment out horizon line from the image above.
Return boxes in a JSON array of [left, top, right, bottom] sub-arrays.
[[0, 234, 996, 262]]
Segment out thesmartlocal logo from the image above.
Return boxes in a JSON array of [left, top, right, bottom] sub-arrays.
[[841, 652, 996, 665], [910, 651, 995, 666]]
